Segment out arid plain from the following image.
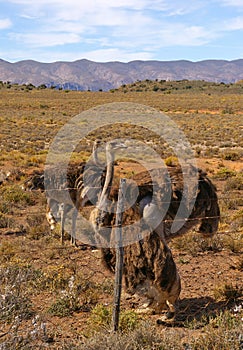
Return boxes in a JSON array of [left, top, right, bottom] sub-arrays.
[[0, 81, 242, 349]]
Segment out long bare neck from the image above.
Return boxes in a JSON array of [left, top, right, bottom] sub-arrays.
[[92, 142, 101, 166], [98, 146, 114, 208], [92, 140, 102, 166], [93, 151, 99, 165]]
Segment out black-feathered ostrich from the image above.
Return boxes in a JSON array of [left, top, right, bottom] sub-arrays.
[[23, 140, 105, 245], [23, 163, 84, 244], [90, 141, 220, 321]]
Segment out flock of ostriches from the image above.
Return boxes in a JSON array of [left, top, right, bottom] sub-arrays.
[[23, 140, 220, 322]]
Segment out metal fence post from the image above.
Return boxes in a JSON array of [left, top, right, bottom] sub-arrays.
[[112, 178, 126, 332]]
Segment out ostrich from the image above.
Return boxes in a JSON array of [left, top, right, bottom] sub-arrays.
[[23, 140, 105, 245], [23, 163, 84, 244], [89, 140, 128, 246], [44, 163, 81, 245], [90, 144, 220, 321]]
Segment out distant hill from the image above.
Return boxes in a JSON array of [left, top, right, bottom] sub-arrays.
[[0, 58, 243, 91], [113, 79, 243, 94]]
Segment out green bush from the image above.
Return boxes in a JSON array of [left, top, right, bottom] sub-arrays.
[[0, 185, 34, 205], [214, 168, 236, 180], [88, 304, 140, 333]]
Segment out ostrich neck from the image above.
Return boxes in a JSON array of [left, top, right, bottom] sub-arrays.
[[92, 142, 101, 166], [98, 149, 114, 210], [93, 151, 99, 165], [93, 144, 101, 166]]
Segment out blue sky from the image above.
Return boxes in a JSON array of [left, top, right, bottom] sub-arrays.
[[0, 0, 243, 63]]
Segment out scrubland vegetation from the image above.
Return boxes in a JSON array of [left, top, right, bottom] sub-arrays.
[[0, 81, 242, 349]]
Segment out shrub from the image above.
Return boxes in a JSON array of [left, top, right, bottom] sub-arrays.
[[165, 156, 179, 166], [48, 297, 76, 317], [222, 232, 243, 253], [221, 150, 242, 161], [48, 275, 81, 317], [214, 168, 236, 180], [88, 304, 140, 333], [0, 290, 33, 322], [0, 212, 11, 228], [78, 321, 180, 350], [0, 185, 34, 206], [224, 173, 243, 191], [88, 304, 111, 331], [0, 241, 17, 262], [214, 283, 242, 301], [172, 232, 223, 256], [0, 265, 38, 322]]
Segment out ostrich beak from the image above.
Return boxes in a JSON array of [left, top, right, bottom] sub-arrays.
[[117, 143, 127, 150], [110, 142, 128, 150]]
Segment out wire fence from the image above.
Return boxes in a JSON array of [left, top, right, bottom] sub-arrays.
[[2, 187, 242, 218], [1, 173, 242, 235], [2, 206, 240, 227]]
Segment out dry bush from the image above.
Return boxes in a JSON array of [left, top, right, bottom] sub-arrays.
[[214, 283, 242, 302], [222, 232, 243, 253], [0, 265, 38, 323], [62, 311, 243, 350], [172, 232, 223, 256], [221, 150, 242, 161], [189, 310, 243, 350], [77, 321, 182, 350], [224, 172, 243, 191]]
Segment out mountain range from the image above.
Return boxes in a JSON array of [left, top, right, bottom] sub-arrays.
[[0, 58, 243, 91]]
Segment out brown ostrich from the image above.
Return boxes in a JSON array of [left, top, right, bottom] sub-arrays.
[[23, 163, 84, 244], [23, 140, 105, 245], [90, 142, 220, 321]]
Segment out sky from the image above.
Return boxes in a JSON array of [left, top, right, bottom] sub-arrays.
[[0, 0, 243, 63]]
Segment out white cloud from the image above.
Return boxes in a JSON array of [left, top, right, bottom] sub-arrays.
[[224, 16, 243, 29], [7, 0, 210, 51], [0, 18, 12, 30], [81, 48, 154, 62], [2, 0, 241, 62], [19, 14, 39, 19], [6, 0, 163, 9], [9, 4, 216, 53], [11, 32, 81, 47], [6, 0, 205, 20], [220, 0, 243, 6], [112, 21, 216, 50], [0, 46, 153, 63], [4, 0, 209, 36], [157, 25, 213, 46]]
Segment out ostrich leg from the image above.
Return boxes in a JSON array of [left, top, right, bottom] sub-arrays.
[[59, 203, 65, 245], [71, 208, 78, 246]]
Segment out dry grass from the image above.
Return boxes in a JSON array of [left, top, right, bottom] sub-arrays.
[[0, 85, 242, 349]]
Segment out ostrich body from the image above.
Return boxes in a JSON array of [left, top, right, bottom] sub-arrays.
[[24, 163, 84, 244], [90, 150, 220, 320], [46, 139, 105, 245], [23, 140, 105, 245]]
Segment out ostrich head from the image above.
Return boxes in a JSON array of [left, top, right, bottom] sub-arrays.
[[105, 140, 127, 159], [92, 139, 103, 166]]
